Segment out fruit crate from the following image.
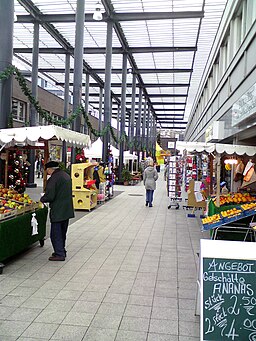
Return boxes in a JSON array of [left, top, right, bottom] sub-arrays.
[[242, 208, 256, 217], [221, 212, 245, 224], [0, 209, 17, 221], [202, 219, 225, 231]]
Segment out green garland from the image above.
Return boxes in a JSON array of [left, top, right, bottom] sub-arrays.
[[0, 65, 149, 151]]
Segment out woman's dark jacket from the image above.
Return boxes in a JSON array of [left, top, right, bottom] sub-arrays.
[[41, 168, 74, 223]]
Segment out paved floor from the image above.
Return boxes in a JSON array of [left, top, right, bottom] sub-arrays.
[[0, 172, 209, 340]]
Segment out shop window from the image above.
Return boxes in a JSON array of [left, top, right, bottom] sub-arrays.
[[12, 99, 26, 122]]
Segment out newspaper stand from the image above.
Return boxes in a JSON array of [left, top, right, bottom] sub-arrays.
[[167, 142, 182, 209]]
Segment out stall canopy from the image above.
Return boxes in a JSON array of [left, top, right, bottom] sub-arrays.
[[176, 141, 256, 156], [0, 125, 90, 148], [124, 151, 137, 161], [84, 138, 137, 161], [84, 138, 119, 159]]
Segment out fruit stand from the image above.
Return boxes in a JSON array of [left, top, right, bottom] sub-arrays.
[[202, 194, 256, 241], [0, 206, 48, 267], [0, 125, 91, 271]]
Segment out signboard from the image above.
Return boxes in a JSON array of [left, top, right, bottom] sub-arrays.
[[200, 240, 256, 341], [205, 121, 225, 142], [231, 82, 256, 127]]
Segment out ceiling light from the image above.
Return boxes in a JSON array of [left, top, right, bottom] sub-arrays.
[[93, 2, 103, 21]]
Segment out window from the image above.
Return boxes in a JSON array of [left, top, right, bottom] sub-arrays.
[[12, 99, 26, 122]]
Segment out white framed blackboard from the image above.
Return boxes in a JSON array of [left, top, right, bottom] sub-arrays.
[[200, 239, 256, 341]]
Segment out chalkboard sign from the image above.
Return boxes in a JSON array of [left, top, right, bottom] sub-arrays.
[[200, 240, 256, 341]]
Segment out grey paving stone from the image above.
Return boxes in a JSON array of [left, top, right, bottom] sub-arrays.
[[51, 324, 87, 340], [115, 330, 148, 341], [147, 333, 179, 341], [91, 314, 122, 329], [20, 297, 51, 309], [151, 306, 178, 320], [149, 318, 178, 335], [46, 299, 76, 312], [71, 301, 100, 314], [120, 316, 149, 332], [20, 321, 58, 339], [103, 293, 129, 304], [62, 311, 94, 326], [0, 336, 17, 341], [82, 327, 117, 341], [0, 306, 16, 319], [153, 296, 178, 309], [0, 320, 30, 337], [34, 309, 68, 324], [124, 304, 152, 318], [178, 309, 200, 323], [54, 289, 83, 300], [128, 294, 153, 306], [32, 288, 59, 299], [79, 291, 106, 302], [8, 286, 38, 297], [178, 337, 200, 341], [6, 307, 41, 322], [178, 299, 196, 310], [97, 302, 126, 316], [179, 321, 199, 337]]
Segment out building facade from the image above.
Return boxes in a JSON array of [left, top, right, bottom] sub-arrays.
[[185, 0, 256, 146]]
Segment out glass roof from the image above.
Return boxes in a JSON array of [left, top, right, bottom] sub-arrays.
[[13, 0, 228, 130]]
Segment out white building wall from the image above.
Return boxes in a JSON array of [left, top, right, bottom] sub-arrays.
[[185, 0, 256, 143]]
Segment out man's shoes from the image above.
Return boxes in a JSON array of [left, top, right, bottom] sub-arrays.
[[48, 255, 65, 261], [149, 204, 153, 207], [145, 202, 149, 206], [52, 250, 67, 257]]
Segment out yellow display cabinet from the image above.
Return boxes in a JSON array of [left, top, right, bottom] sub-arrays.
[[71, 162, 98, 211]]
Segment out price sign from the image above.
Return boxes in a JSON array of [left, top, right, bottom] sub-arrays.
[[200, 240, 256, 341]]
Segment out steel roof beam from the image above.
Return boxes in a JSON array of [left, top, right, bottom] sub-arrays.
[[57, 82, 189, 88], [16, 11, 204, 23], [14, 46, 196, 54], [89, 101, 185, 106], [17, 0, 121, 105], [88, 93, 188, 98], [38, 68, 193, 74]]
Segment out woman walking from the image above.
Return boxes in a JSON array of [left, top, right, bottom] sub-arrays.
[[143, 159, 158, 207]]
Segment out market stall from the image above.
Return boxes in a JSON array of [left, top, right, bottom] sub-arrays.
[[0, 125, 90, 269], [176, 141, 256, 240]]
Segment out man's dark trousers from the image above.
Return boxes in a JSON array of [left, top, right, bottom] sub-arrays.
[[50, 220, 69, 257]]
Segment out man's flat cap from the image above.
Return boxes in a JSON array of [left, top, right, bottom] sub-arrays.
[[45, 161, 59, 169]]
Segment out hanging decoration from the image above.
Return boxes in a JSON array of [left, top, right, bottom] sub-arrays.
[[0, 65, 148, 151], [7, 151, 30, 193]]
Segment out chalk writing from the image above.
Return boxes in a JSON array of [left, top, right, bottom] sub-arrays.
[[203, 258, 256, 340]]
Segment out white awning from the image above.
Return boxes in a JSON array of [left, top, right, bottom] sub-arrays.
[[84, 137, 119, 159], [0, 125, 91, 148], [176, 141, 256, 156]]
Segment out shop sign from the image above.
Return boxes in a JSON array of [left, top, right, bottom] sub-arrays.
[[205, 121, 224, 142], [231, 82, 256, 127]]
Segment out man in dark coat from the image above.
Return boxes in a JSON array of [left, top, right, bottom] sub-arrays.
[[41, 161, 74, 261]]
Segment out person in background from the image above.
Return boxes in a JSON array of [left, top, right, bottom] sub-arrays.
[[40, 161, 74, 261], [143, 159, 158, 207]]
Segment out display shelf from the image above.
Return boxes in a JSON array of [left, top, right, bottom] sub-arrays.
[[71, 162, 98, 211], [201, 209, 256, 231], [167, 155, 182, 209], [72, 190, 97, 211]]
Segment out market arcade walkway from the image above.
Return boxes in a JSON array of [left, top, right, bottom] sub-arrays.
[[0, 173, 206, 340]]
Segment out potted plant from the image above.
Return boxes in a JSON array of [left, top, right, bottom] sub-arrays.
[[121, 168, 132, 185]]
